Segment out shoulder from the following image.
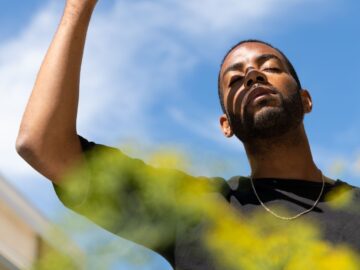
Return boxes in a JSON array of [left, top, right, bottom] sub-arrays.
[[326, 179, 360, 207], [220, 176, 252, 200], [335, 179, 360, 193], [226, 176, 251, 191]]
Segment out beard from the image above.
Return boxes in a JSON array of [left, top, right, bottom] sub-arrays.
[[229, 89, 304, 143]]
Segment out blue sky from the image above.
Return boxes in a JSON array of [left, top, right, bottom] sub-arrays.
[[0, 0, 359, 269]]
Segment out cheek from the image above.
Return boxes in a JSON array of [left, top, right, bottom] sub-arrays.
[[225, 88, 245, 116], [272, 74, 299, 95], [224, 90, 235, 114]]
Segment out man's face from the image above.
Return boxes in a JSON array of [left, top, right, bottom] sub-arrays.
[[219, 42, 309, 143]]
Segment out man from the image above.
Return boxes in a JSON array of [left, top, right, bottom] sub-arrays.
[[16, 0, 360, 269]]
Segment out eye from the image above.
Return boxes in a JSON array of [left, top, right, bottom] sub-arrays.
[[228, 75, 244, 87], [263, 67, 281, 73]]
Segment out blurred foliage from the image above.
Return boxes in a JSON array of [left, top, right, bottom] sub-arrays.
[[32, 241, 80, 270], [325, 184, 354, 210], [33, 147, 360, 269]]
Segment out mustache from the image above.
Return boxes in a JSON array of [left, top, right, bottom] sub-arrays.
[[244, 84, 279, 106]]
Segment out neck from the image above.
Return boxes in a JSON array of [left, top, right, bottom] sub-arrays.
[[244, 124, 322, 182]]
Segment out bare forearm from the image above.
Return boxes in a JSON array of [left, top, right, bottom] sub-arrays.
[[16, 1, 97, 182], [19, 2, 95, 141]]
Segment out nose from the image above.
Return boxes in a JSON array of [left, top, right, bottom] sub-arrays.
[[244, 69, 267, 90]]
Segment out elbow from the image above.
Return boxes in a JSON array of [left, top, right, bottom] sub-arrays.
[[15, 133, 37, 161], [15, 134, 56, 183]]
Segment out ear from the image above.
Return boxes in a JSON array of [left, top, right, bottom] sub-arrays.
[[220, 114, 234, 138], [300, 89, 312, 114]]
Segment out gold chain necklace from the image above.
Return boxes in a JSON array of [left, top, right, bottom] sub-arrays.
[[250, 173, 325, 220]]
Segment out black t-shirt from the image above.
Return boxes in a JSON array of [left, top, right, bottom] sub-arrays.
[[53, 136, 360, 269]]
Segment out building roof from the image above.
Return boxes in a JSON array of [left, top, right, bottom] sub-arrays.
[[0, 174, 84, 269]]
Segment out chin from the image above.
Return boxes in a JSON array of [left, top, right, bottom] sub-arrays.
[[242, 107, 302, 141], [253, 106, 283, 127]]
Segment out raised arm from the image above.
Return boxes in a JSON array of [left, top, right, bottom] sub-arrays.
[[16, 0, 98, 184], [15, 2, 227, 264]]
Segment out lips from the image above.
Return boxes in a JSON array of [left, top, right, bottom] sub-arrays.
[[245, 84, 277, 105]]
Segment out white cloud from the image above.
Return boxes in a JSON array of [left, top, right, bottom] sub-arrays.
[[0, 4, 58, 180], [167, 107, 244, 152], [0, 0, 338, 193]]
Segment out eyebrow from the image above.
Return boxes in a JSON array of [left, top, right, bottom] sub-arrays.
[[222, 53, 282, 80]]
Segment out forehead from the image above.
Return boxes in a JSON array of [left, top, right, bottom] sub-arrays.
[[221, 42, 286, 75]]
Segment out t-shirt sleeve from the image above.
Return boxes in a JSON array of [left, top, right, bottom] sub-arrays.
[[53, 135, 96, 207], [53, 135, 226, 265]]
